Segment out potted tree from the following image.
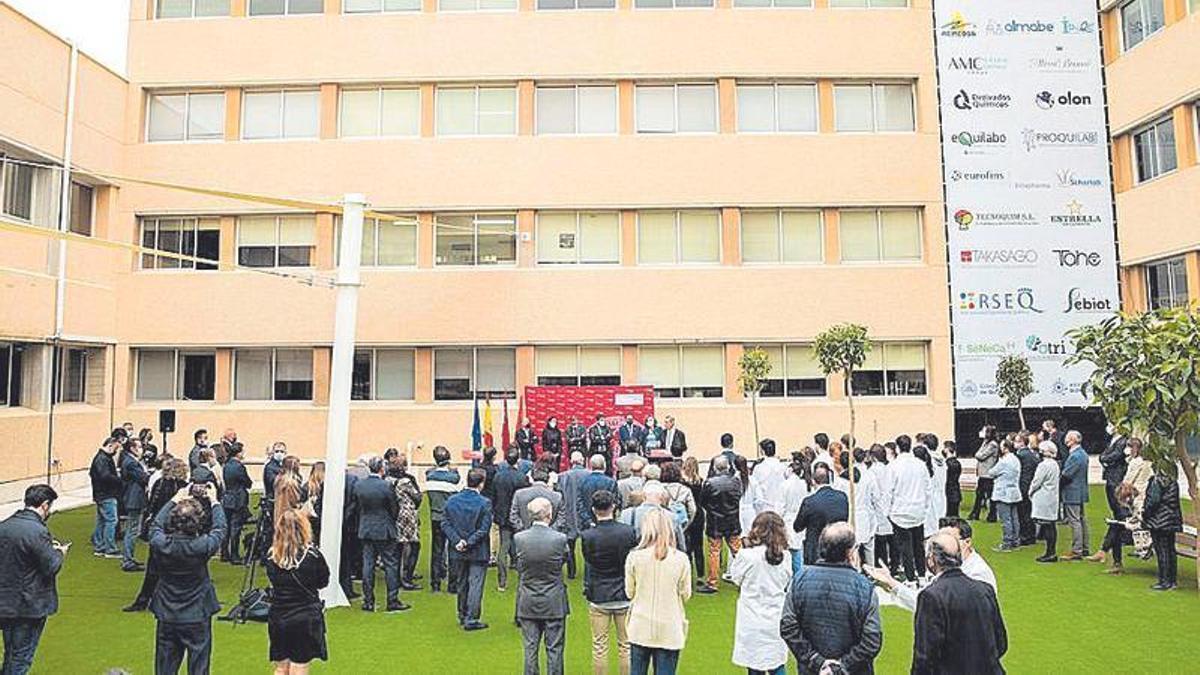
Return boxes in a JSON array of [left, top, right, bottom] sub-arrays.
[[995, 354, 1034, 431], [814, 323, 871, 528], [738, 346, 773, 456]]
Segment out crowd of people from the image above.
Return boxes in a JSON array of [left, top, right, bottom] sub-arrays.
[[0, 413, 1187, 675]]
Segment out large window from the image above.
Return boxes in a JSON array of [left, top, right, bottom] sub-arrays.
[[147, 92, 225, 142], [336, 216, 418, 266], [0, 342, 28, 407], [436, 86, 517, 135], [344, 0, 421, 11], [830, 0, 907, 6], [736, 83, 817, 133], [156, 0, 230, 18], [538, 0, 615, 8], [734, 0, 811, 6], [635, 0, 713, 7], [237, 215, 315, 268], [635, 84, 718, 134], [741, 210, 822, 264], [536, 346, 621, 386], [851, 342, 927, 397], [234, 348, 313, 401], [339, 88, 420, 138], [352, 348, 416, 400], [435, 213, 517, 266], [638, 345, 724, 399], [1132, 115, 1177, 183], [1146, 257, 1189, 310], [440, 0, 517, 9], [750, 345, 826, 398], [839, 208, 921, 263], [135, 349, 216, 401], [242, 90, 320, 140], [69, 183, 93, 236], [535, 85, 618, 135], [433, 347, 516, 400], [536, 211, 620, 264], [0, 158, 59, 226], [248, 0, 323, 15], [637, 210, 720, 264], [140, 217, 221, 270], [56, 346, 102, 404], [1121, 0, 1165, 51], [834, 83, 914, 132]]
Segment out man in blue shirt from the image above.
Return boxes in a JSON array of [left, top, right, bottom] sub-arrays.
[[442, 468, 494, 631], [1059, 431, 1091, 560], [576, 455, 618, 531]]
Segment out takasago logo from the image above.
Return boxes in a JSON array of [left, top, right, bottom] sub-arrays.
[[940, 11, 977, 37]]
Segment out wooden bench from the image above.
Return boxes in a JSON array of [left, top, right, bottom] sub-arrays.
[[1179, 511, 1198, 559]]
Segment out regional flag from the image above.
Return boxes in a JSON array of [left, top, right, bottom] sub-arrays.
[[471, 396, 482, 452], [483, 396, 495, 449]]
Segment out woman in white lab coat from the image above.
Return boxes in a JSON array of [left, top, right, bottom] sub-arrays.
[[922, 444, 948, 536], [781, 459, 810, 576], [729, 512, 793, 675]]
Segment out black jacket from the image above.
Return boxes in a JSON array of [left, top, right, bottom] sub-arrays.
[[491, 464, 531, 527], [89, 450, 121, 503], [221, 458, 253, 512], [1099, 437, 1129, 487], [1143, 476, 1183, 533], [1016, 448, 1038, 498], [944, 458, 962, 503], [263, 458, 284, 500], [191, 464, 222, 500], [515, 427, 539, 459], [0, 510, 63, 619], [541, 426, 563, 458], [120, 451, 149, 512], [700, 473, 744, 537], [580, 519, 639, 604], [665, 427, 688, 458], [706, 449, 743, 477], [149, 501, 227, 623], [794, 486, 850, 565], [912, 568, 1007, 675], [355, 475, 399, 541]]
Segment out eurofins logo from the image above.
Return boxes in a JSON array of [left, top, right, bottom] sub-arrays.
[[940, 11, 977, 37]]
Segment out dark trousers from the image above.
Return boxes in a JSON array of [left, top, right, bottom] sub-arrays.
[[133, 553, 161, 607], [361, 539, 400, 606], [946, 498, 961, 519], [685, 520, 705, 579], [1105, 481, 1121, 516], [1017, 499, 1036, 544], [518, 617, 565, 675], [455, 560, 487, 625], [497, 526, 517, 588], [564, 537, 577, 579], [340, 520, 360, 596], [1038, 520, 1058, 558], [874, 534, 895, 572], [154, 620, 211, 675], [430, 523, 459, 589], [891, 521, 925, 581], [630, 644, 680, 675], [400, 540, 420, 582], [1151, 529, 1178, 586], [969, 478, 996, 521], [222, 509, 246, 562], [1101, 523, 1126, 565], [0, 617, 46, 675]]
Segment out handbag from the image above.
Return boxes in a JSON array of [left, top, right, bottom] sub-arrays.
[[1132, 528, 1154, 560]]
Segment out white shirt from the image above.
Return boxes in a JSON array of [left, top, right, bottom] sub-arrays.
[[868, 463, 894, 536], [750, 456, 789, 516], [888, 453, 931, 529], [813, 451, 835, 473], [883, 550, 998, 612], [834, 468, 879, 545], [925, 454, 948, 534], [729, 545, 793, 671], [781, 474, 809, 551]]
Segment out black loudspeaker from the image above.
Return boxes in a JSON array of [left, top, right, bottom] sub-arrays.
[[159, 409, 176, 433]]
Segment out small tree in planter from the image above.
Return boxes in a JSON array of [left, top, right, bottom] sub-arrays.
[[1067, 307, 1200, 593], [738, 347, 773, 456], [995, 354, 1034, 431], [814, 323, 871, 528]]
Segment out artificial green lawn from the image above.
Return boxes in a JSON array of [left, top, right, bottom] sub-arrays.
[[28, 485, 1196, 674]]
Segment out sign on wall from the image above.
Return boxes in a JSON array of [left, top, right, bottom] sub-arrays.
[[935, 0, 1120, 409]]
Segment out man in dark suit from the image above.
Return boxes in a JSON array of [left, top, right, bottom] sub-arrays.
[[510, 467, 564, 532], [220, 442, 252, 564], [699, 455, 743, 593], [148, 483, 226, 675], [513, 497, 571, 675], [617, 415, 644, 456], [340, 465, 362, 600], [187, 428, 208, 472], [706, 433, 743, 477], [794, 466, 850, 565], [1014, 438, 1039, 546], [586, 414, 614, 473], [89, 437, 122, 558], [911, 532, 1007, 675], [0, 485, 67, 675], [1098, 427, 1129, 515], [119, 442, 149, 572], [576, 455, 618, 531], [663, 415, 687, 459], [262, 442, 287, 503], [493, 447, 532, 592], [579, 490, 638, 674], [443, 468, 494, 631], [515, 417, 539, 461], [355, 457, 406, 612]]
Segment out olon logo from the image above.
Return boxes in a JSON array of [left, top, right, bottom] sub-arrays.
[[1035, 90, 1092, 110]]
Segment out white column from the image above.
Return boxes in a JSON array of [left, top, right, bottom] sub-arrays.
[[318, 194, 366, 608]]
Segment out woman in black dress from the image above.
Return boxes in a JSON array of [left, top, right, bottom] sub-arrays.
[[267, 508, 330, 674]]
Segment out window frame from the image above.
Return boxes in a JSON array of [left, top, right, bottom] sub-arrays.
[[534, 84, 619, 136], [337, 86, 421, 138], [139, 216, 222, 271], [634, 82, 719, 135], [633, 0, 715, 8], [832, 81, 916, 134], [335, 215, 419, 267], [432, 347, 517, 401], [1145, 257, 1190, 310], [747, 344, 828, 399], [69, 182, 94, 236], [434, 85, 519, 137], [437, 0, 519, 11], [1131, 114, 1178, 184], [0, 157, 43, 224], [236, 214, 316, 269], [351, 347, 417, 401], [134, 348, 218, 402], [850, 342, 928, 398], [735, 82, 819, 134], [732, 0, 813, 8], [233, 347, 314, 402], [145, 91, 226, 143], [739, 208, 825, 265], [154, 0, 232, 19], [829, 0, 909, 7], [240, 89, 321, 141], [0, 341, 28, 408], [636, 209, 723, 266], [342, 0, 422, 12], [535, 0, 617, 9], [247, 0, 325, 16], [434, 212, 518, 267], [535, 346, 623, 386], [1119, 0, 1166, 52], [56, 347, 89, 404], [636, 344, 725, 399], [838, 207, 923, 264], [535, 210, 622, 265]]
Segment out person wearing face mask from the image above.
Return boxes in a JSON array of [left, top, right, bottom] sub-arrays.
[[264, 442, 288, 502], [1096, 424, 1129, 531], [618, 415, 644, 457], [0, 484, 67, 675], [588, 414, 614, 474], [643, 416, 667, 462], [566, 416, 588, 459], [541, 417, 562, 467], [968, 426, 999, 523], [515, 417, 539, 462]]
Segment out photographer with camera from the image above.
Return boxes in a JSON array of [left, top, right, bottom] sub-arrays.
[[0, 484, 67, 675], [148, 481, 226, 674]]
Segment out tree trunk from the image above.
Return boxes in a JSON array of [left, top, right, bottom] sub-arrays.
[[1017, 404, 1027, 433], [1174, 433, 1199, 595], [751, 390, 761, 457], [847, 369, 857, 532]]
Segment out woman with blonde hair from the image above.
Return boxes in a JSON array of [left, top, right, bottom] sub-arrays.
[[625, 508, 691, 675], [273, 473, 304, 527], [266, 508, 330, 674], [730, 512, 792, 675], [305, 462, 325, 539], [679, 457, 706, 581]]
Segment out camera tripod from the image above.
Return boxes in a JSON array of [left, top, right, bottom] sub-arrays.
[[219, 499, 272, 624]]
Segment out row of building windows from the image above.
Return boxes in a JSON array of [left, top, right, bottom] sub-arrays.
[[137, 208, 924, 270], [144, 81, 916, 142], [155, 0, 909, 18], [1145, 256, 1192, 310], [128, 342, 930, 403], [1130, 102, 1199, 184], [1118, 0, 1200, 52], [0, 157, 94, 235], [0, 343, 103, 408]]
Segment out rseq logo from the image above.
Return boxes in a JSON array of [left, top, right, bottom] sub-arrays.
[[959, 288, 1043, 314]]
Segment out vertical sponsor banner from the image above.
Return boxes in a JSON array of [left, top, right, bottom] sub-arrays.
[[934, 0, 1119, 409]]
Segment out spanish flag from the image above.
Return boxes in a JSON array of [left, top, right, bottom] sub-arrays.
[[482, 396, 495, 449]]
